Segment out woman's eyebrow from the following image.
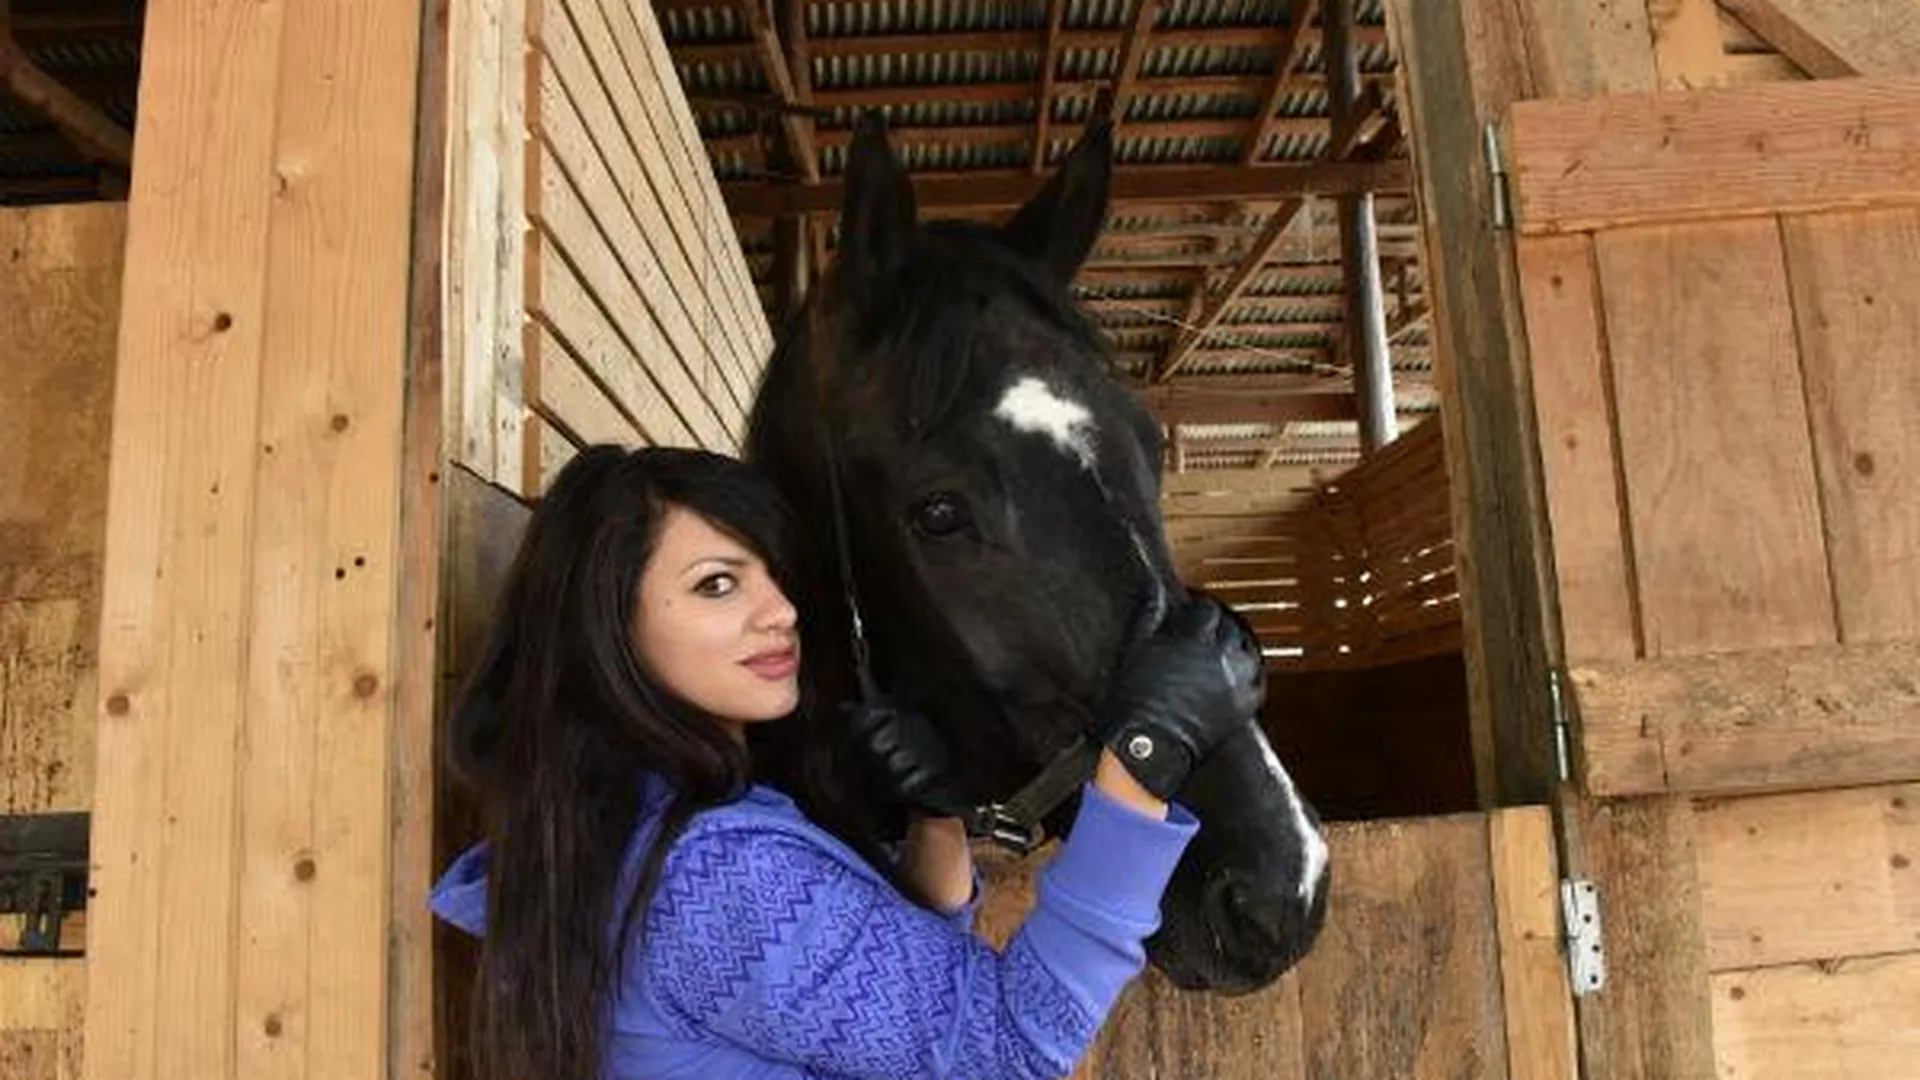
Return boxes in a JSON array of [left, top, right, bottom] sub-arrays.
[[680, 554, 750, 576]]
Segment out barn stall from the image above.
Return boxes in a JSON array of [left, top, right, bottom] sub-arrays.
[[0, 2, 1916, 1079]]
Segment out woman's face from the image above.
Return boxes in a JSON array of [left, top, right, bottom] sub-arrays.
[[632, 505, 801, 732]]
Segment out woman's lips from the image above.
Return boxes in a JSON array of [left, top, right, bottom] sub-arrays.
[[742, 647, 798, 680]]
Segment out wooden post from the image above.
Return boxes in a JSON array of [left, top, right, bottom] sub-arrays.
[[83, 3, 426, 1080], [1325, 0, 1396, 455], [772, 212, 809, 325]]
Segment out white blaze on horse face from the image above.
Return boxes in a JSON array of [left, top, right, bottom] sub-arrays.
[[994, 376, 1098, 471], [1252, 725, 1329, 904]]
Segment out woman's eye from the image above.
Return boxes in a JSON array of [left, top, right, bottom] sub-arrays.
[[694, 573, 738, 598], [909, 492, 972, 539]]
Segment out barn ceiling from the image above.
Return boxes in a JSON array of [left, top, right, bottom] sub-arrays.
[[0, 1, 141, 204], [654, 0, 1437, 473]]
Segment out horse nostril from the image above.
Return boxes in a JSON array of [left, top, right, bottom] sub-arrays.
[[1207, 875, 1308, 960]]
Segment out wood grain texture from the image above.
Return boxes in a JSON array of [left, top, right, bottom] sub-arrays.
[[1515, 233, 1639, 663], [1596, 221, 1835, 656], [1575, 797, 1717, 1080], [1572, 640, 1920, 797], [1510, 76, 1920, 235], [1780, 208, 1920, 643], [1385, 0, 1561, 804], [83, 1, 424, 1078], [1649, 0, 1733, 88], [1490, 808, 1579, 1080], [1711, 951, 1920, 1080], [1719, 0, 1920, 78], [1697, 783, 1920, 970]]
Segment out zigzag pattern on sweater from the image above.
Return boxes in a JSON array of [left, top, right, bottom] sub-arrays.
[[640, 822, 1096, 1079]]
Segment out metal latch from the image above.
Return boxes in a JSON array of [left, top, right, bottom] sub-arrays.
[[1561, 877, 1606, 996], [0, 812, 90, 958]]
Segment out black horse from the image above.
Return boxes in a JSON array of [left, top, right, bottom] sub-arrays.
[[744, 114, 1330, 994]]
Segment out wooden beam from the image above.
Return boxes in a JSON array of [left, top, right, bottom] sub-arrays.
[[1242, 2, 1316, 165], [737, 0, 817, 182], [671, 24, 1394, 62], [1137, 385, 1358, 426], [1155, 199, 1310, 381], [723, 158, 1408, 216], [1106, 1, 1161, 137], [1717, 0, 1920, 78], [712, 115, 1333, 156], [694, 71, 1397, 111], [0, 38, 133, 167], [1030, 0, 1066, 173]]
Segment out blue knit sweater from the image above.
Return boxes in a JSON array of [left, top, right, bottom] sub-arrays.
[[430, 776, 1198, 1079]]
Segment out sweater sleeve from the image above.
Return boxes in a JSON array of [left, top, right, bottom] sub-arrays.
[[636, 783, 1197, 1080]]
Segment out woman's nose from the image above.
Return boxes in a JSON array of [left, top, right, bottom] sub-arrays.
[[754, 581, 798, 632]]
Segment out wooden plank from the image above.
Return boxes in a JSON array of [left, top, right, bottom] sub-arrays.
[[527, 233, 699, 447], [550, 0, 757, 413], [1490, 807, 1580, 1080], [526, 321, 647, 448], [1385, 0, 1561, 805], [1697, 783, 1920, 971], [1296, 814, 1508, 1078], [722, 159, 1413, 217], [1515, 0, 1659, 96], [1509, 76, 1920, 235], [1028, 0, 1065, 173], [524, 154, 733, 449], [527, 413, 582, 497], [240, 1, 423, 1077], [1137, 386, 1358, 426], [1711, 951, 1920, 1080], [1718, 0, 1920, 79], [735, 0, 818, 182], [1241, 0, 1314, 165], [1154, 198, 1306, 381], [1571, 640, 1920, 798], [1575, 797, 1717, 1080], [1516, 233, 1639, 662], [84, 0, 290, 1073], [1780, 208, 1920, 643], [1597, 221, 1834, 656], [445, 0, 527, 487], [0, 40, 134, 166]]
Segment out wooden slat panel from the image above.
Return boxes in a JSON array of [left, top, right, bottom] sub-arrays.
[[1509, 76, 1920, 235], [1297, 815, 1507, 1078], [1517, 233, 1638, 662], [1490, 807, 1579, 1080], [1572, 640, 1920, 797], [525, 157, 731, 448], [525, 322, 647, 449], [1711, 952, 1920, 1080], [1780, 208, 1920, 643], [1597, 220, 1834, 656], [530, 18, 741, 440], [527, 232, 697, 447], [1697, 783, 1920, 971], [1717, 0, 1920, 78], [1575, 797, 1717, 1080], [545, 0, 753, 414]]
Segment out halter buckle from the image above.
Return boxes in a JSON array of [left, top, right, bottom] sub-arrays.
[[968, 805, 1046, 856]]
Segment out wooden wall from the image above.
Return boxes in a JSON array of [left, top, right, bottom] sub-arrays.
[[0, 202, 125, 1080], [448, 0, 772, 499], [1390, 4, 1920, 1078], [79, 3, 429, 1080], [1175, 417, 1461, 671], [976, 807, 1577, 1080]]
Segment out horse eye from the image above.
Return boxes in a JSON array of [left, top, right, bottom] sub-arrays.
[[908, 492, 971, 539]]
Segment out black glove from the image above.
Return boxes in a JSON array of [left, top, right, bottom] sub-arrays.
[[1098, 595, 1266, 800], [847, 698, 971, 819]]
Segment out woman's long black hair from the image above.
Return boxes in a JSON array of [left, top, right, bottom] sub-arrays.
[[443, 445, 885, 1080]]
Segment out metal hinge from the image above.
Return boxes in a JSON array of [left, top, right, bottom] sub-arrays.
[[1483, 122, 1513, 230], [1550, 667, 1572, 784], [1562, 877, 1607, 996], [0, 812, 89, 959]]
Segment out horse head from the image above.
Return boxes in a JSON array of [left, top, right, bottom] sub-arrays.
[[745, 114, 1328, 994]]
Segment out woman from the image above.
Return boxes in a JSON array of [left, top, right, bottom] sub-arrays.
[[431, 445, 1263, 1080]]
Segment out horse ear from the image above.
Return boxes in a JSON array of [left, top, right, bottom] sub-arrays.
[[839, 111, 918, 288], [1001, 114, 1113, 283]]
